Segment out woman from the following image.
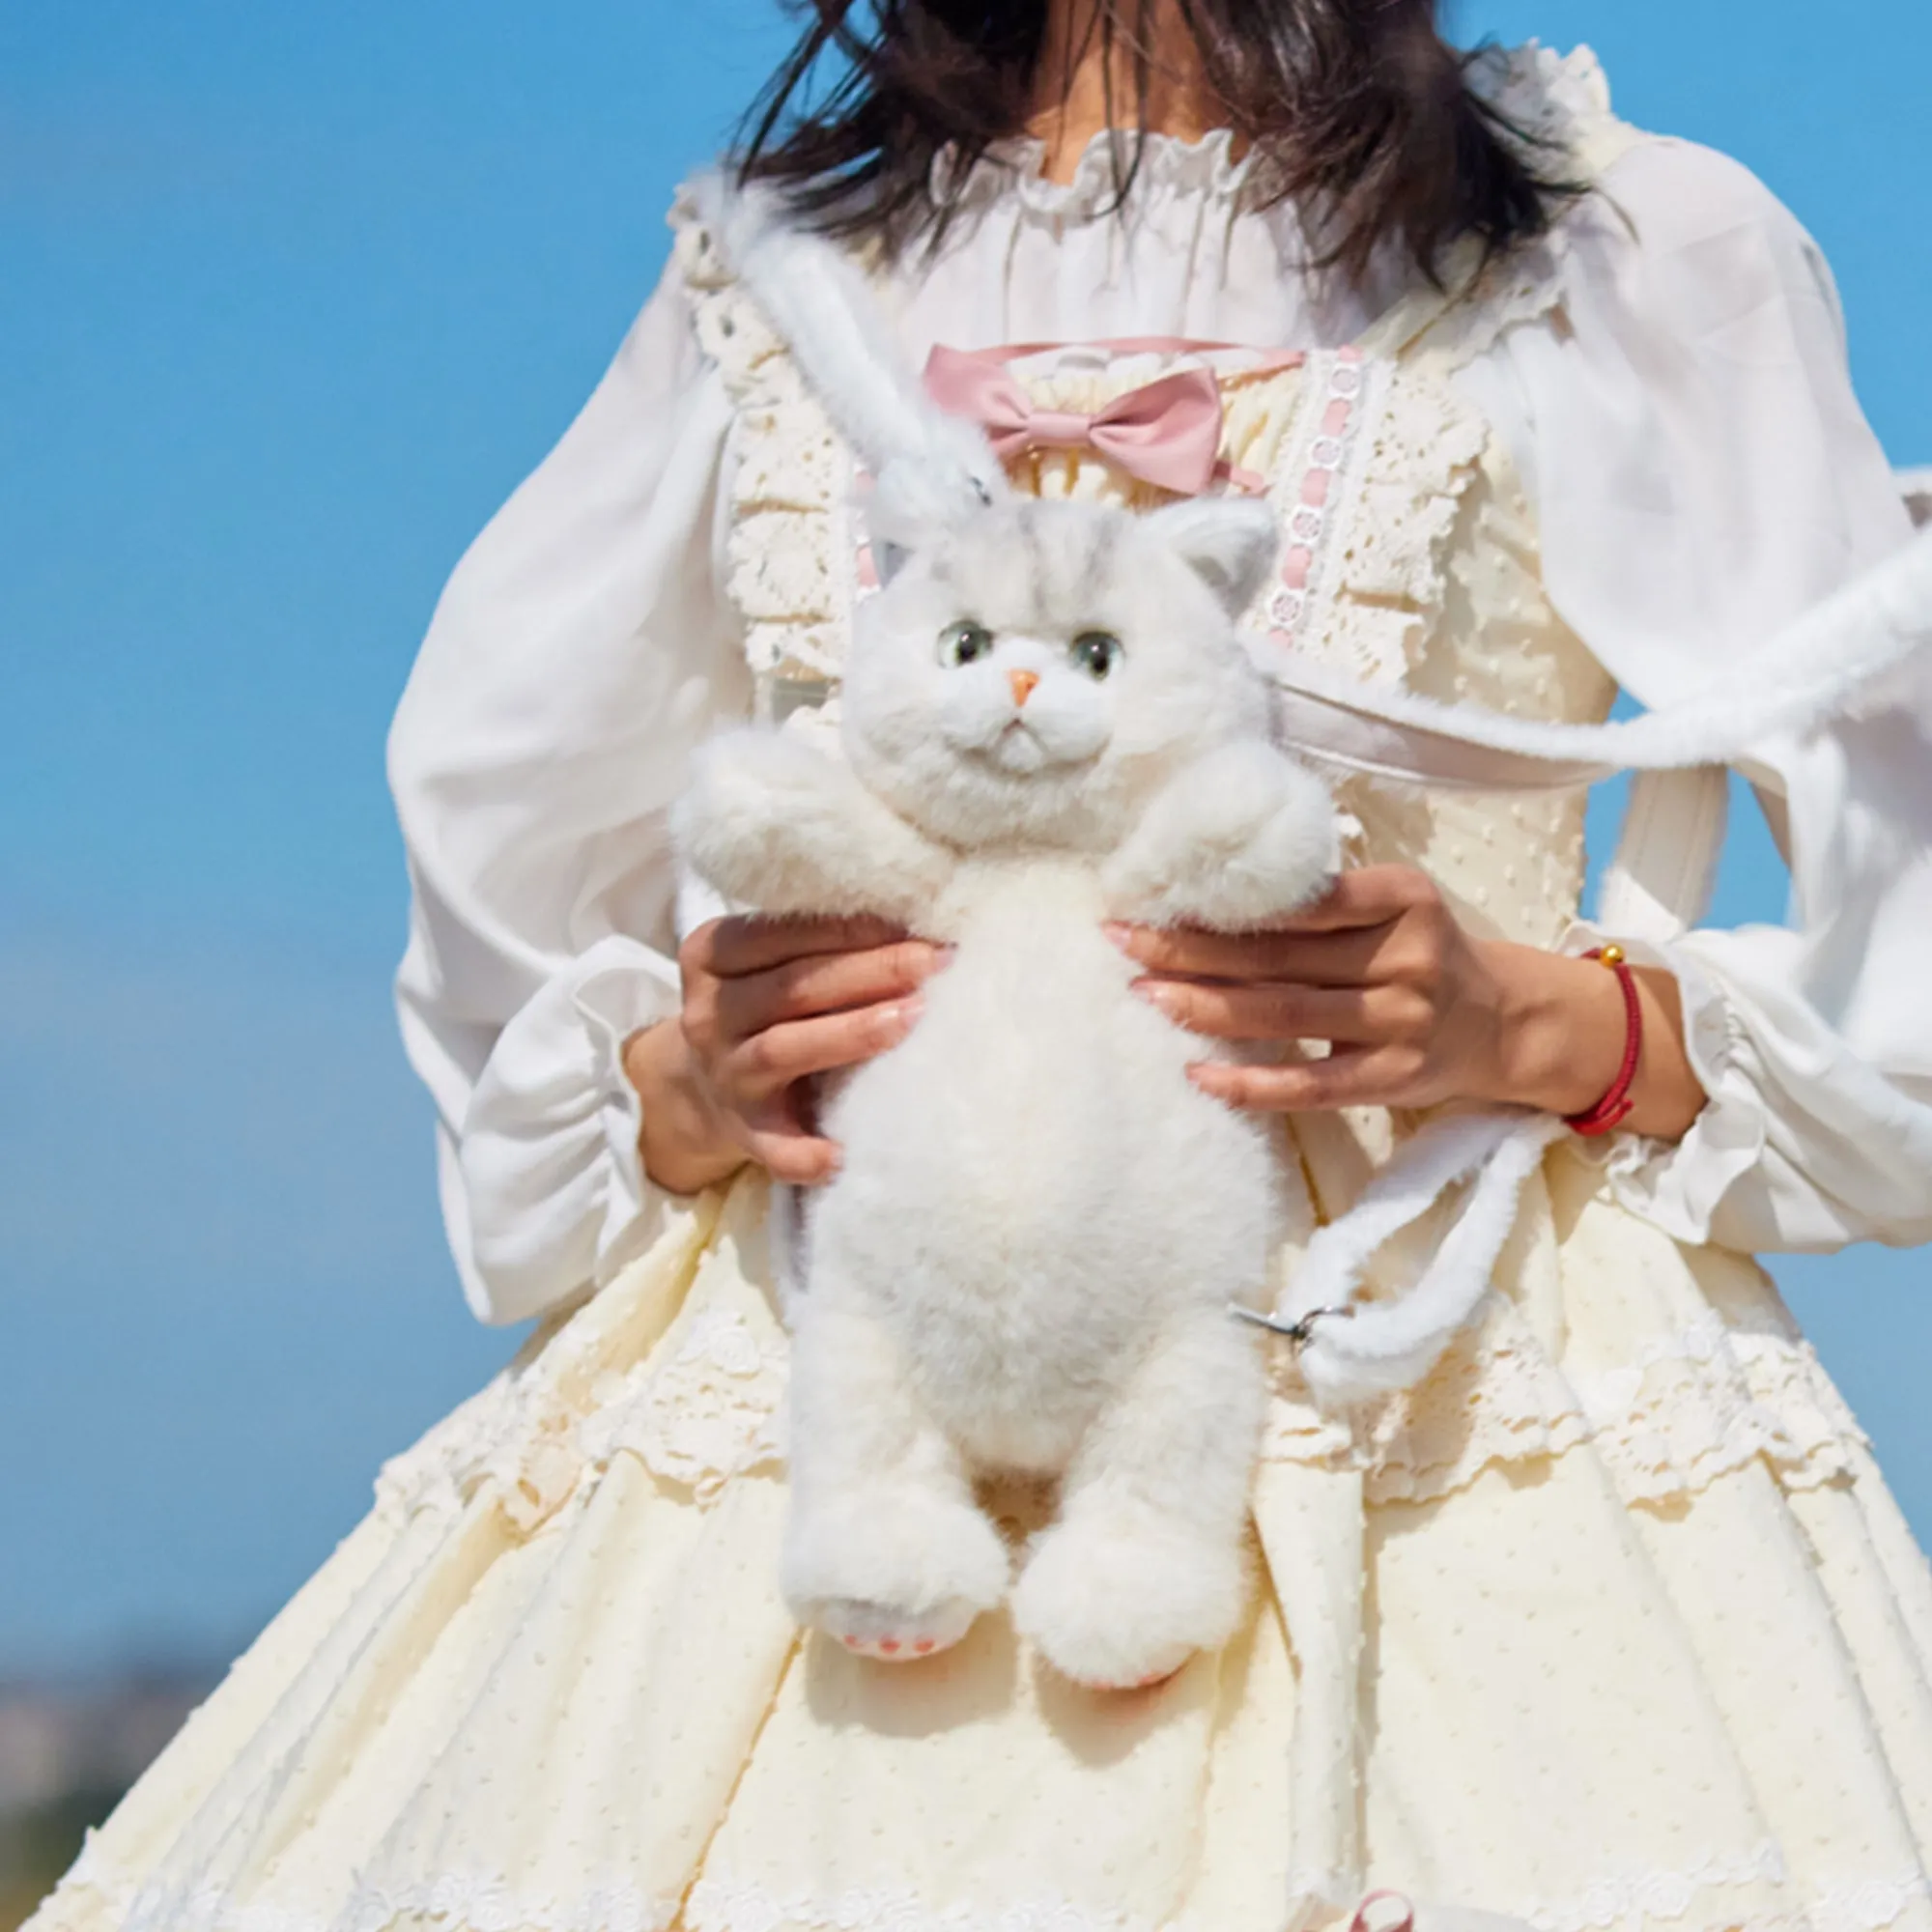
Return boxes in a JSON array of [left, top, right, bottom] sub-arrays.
[[29, 3, 1932, 1928]]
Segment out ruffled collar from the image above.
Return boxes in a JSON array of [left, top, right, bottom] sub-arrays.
[[939, 125, 1256, 220]]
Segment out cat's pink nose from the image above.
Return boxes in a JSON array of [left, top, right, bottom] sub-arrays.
[[1009, 668, 1039, 708]]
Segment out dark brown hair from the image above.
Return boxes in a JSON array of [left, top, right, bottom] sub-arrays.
[[733, 1, 1578, 287]]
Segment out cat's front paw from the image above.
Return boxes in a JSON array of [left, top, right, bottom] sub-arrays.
[[675, 729, 951, 921], [783, 1484, 1010, 1663], [674, 730, 843, 912], [1013, 1504, 1250, 1691], [1106, 742, 1337, 931]]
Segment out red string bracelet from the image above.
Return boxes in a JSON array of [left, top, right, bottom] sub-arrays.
[[1564, 944, 1642, 1138]]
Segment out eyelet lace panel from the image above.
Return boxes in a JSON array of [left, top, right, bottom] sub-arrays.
[[1255, 353, 1492, 695], [673, 164, 1503, 718], [670, 189, 855, 692]]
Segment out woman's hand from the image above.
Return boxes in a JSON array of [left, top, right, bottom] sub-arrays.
[[1114, 864, 1706, 1141], [623, 915, 945, 1193]]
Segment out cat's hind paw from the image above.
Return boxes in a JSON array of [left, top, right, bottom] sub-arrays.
[[816, 1595, 981, 1662], [783, 1484, 1010, 1663], [1013, 1506, 1248, 1691]]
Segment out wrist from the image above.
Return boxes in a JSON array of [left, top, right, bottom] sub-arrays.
[[1478, 941, 1628, 1117], [624, 1020, 747, 1196], [1479, 939, 1706, 1142]]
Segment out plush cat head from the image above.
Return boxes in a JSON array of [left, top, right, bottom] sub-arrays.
[[842, 495, 1285, 851]]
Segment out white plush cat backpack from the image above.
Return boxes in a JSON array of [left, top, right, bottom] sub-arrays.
[[674, 178, 1932, 1715]]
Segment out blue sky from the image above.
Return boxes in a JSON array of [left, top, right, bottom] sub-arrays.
[[3, 0, 1930, 1672]]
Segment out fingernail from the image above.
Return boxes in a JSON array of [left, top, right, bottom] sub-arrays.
[[1134, 979, 1174, 1010], [888, 995, 924, 1031], [1103, 922, 1136, 951]]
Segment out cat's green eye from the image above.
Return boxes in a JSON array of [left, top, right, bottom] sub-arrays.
[[938, 620, 996, 668], [1069, 631, 1123, 680]]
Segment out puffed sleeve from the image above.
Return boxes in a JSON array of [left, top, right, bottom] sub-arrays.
[[1468, 134, 1932, 1254], [388, 262, 752, 1324]]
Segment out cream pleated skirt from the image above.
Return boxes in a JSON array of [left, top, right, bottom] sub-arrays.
[[26, 1138, 1932, 1932]]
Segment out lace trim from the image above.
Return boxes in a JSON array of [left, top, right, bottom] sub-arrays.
[[1261, 1304, 1868, 1512], [1263, 348, 1371, 653], [1520, 1840, 1792, 1932], [1389, 45, 1639, 380], [936, 125, 1257, 221], [577, 1307, 788, 1504], [376, 1277, 1861, 1534], [43, 1836, 1932, 1932], [1260, 1295, 1591, 1505], [1520, 1849, 1932, 1932], [672, 187, 1498, 729], [375, 1301, 787, 1534], [1810, 1877, 1932, 1932], [1469, 43, 1625, 175], [1246, 335, 1489, 698], [372, 1198, 779, 1534], [46, 1840, 685, 1932], [687, 1878, 1196, 1932], [669, 189, 856, 692], [1574, 1319, 1868, 1506]]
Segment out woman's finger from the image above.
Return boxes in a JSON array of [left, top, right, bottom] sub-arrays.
[[724, 997, 923, 1099], [742, 1122, 843, 1186], [1107, 867, 1446, 980], [717, 938, 946, 1040], [1186, 1045, 1424, 1114], [1136, 977, 1394, 1044], [687, 913, 910, 981], [1113, 922, 1395, 989], [1264, 865, 1441, 933]]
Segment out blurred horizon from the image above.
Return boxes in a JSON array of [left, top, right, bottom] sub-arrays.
[[5, 0, 1932, 1695]]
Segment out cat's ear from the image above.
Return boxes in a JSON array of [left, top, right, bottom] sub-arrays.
[[1142, 496, 1279, 619]]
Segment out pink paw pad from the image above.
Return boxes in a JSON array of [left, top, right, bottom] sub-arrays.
[[816, 1597, 979, 1663], [831, 1630, 961, 1663]]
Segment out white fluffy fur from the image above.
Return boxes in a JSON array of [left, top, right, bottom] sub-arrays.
[[676, 495, 1336, 1687], [1267, 522, 1932, 787], [690, 172, 1009, 539], [1254, 1112, 1568, 1406]]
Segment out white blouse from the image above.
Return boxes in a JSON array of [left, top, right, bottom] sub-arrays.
[[389, 91, 1930, 1326]]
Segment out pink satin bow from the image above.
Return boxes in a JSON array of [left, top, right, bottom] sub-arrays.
[[923, 344, 1227, 497]]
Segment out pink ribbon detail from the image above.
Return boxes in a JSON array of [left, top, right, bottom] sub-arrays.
[[923, 344, 1228, 497], [1350, 1892, 1416, 1932]]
